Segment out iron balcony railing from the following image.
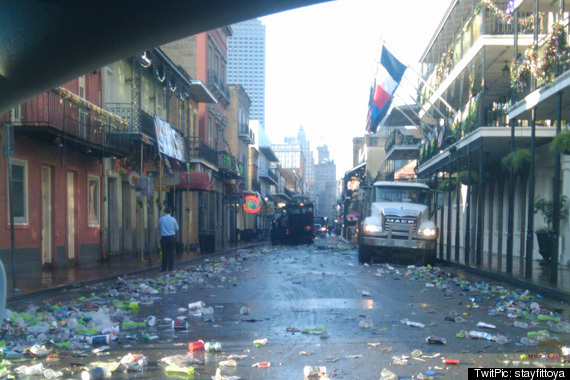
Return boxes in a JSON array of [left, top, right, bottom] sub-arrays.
[[238, 123, 254, 144], [105, 103, 164, 138], [5, 89, 131, 154], [187, 136, 219, 167], [208, 70, 219, 87], [220, 151, 238, 174], [420, 4, 547, 106], [385, 130, 422, 153], [207, 69, 230, 104], [251, 178, 261, 193], [259, 167, 278, 184]]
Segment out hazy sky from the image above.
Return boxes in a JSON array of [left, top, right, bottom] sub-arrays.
[[260, 0, 450, 178]]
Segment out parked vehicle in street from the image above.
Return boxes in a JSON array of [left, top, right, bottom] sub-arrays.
[[314, 215, 328, 236], [271, 201, 315, 245], [357, 181, 443, 265]]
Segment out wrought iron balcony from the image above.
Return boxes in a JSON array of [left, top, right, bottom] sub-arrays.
[[251, 178, 261, 193], [219, 151, 240, 179], [259, 168, 278, 185], [187, 136, 219, 168], [238, 123, 254, 144], [207, 69, 230, 106], [5, 88, 130, 156], [385, 130, 421, 153]]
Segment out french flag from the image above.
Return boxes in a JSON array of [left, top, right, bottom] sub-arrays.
[[366, 46, 407, 133]]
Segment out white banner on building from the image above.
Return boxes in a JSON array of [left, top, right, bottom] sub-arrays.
[[154, 115, 186, 162]]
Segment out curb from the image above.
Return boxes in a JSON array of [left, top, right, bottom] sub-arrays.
[[7, 242, 267, 305]]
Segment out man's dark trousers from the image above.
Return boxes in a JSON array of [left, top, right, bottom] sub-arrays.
[[161, 235, 176, 271]]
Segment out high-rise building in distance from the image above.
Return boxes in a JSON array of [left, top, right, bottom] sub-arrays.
[[228, 19, 266, 129]]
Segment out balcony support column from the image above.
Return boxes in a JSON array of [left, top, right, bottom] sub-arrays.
[[551, 91, 563, 284], [476, 147, 484, 266], [507, 8, 518, 273], [447, 155, 453, 261], [439, 172, 445, 260], [131, 56, 141, 132], [465, 143, 471, 265], [525, 107, 537, 279], [455, 154, 461, 262]]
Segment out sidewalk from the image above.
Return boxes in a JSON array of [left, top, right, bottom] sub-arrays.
[[6, 241, 267, 304]]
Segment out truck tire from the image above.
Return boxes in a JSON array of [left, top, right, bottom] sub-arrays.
[[358, 244, 372, 264]]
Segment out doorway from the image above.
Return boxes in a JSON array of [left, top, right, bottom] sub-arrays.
[[121, 181, 132, 252], [66, 171, 76, 262], [108, 177, 119, 254], [41, 166, 52, 265]]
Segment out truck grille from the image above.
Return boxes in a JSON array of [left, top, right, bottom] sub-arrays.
[[384, 215, 418, 234]]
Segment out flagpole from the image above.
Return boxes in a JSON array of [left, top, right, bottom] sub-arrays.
[[405, 66, 458, 116], [400, 76, 449, 122], [378, 37, 457, 116], [390, 97, 431, 139]]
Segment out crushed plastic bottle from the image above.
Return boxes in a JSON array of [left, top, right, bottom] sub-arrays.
[[527, 330, 549, 339], [188, 301, 206, 310], [380, 368, 398, 380], [514, 321, 528, 329], [400, 319, 425, 328], [15, 363, 44, 376], [165, 365, 195, 376], [467, 331, 494, 340], [42, 368, 64, 379], [477, 322, 496, 329], [495, 335, 509, 344], [253, 338, 268, 347]]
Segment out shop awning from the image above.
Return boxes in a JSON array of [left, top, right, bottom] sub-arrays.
[[177, 171, 211, 191]]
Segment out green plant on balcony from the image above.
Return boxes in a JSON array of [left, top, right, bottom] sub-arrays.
[[510, 48, 535, 92], [540, 22, 570, 79], [500, 147, 530, 174], [534, 196, 568, 232], [533, 195, 568, 263], [437, 170, 479, 191], [511, 22, 570, 91], [550, 127, 570, 155]]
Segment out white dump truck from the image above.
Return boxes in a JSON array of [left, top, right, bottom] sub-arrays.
[[357, 181, 443, 265]]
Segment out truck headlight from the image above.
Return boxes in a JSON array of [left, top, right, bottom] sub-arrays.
[[364, 224, 382, 233], [418, 227, 437, 238]]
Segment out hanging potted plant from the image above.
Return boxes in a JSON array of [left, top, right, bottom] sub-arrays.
[[500, 147, 530, 174], [533, 196, 568, 264], [550, 127, 570, 155]]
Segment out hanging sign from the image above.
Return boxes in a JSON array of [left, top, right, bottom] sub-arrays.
[[243, 195, 261, 214]]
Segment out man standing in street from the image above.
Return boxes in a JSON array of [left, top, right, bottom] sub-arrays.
[[158, 207, 179, 272]]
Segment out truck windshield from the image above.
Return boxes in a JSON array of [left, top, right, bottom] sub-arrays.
[[374, 186, 429, 206]]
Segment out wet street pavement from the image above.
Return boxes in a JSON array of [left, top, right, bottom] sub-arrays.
[[3, 236, 570, 379]]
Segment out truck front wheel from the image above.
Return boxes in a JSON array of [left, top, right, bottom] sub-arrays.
[[358, 244, 373, 264]]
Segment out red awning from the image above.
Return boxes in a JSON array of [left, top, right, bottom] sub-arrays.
[[177, 171, 211, 191]]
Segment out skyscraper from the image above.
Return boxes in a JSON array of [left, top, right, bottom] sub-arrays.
[[228, 19, 266, 129]]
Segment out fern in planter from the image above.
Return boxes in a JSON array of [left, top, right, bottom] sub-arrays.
[[550, 127, 570, 155], [437, 170, 479, 191], [501, 148, 530, 174], [534, 196, 568, 232]]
